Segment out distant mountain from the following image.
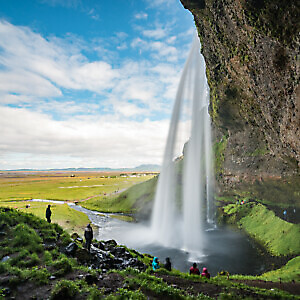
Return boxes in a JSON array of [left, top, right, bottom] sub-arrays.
[[1, 164, 161, 172]]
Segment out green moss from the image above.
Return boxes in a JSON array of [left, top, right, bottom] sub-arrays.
[[213, 135, 228, 178]]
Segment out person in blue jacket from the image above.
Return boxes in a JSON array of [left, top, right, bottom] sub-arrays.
[[152, 257, 160, 271]]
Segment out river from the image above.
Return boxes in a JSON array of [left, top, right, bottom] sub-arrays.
[[30, 199, 266, 275], [68, 203, 267, 276]]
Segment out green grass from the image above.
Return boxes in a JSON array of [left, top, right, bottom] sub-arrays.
[[259, 256, 300, 282], [0, 172, 155, 202], [232, 256, 300, 283], [81, 176, 158, 213], [1, 207, 299, 299], [223, 203, 300, 256], [0, 201, 91, 234]]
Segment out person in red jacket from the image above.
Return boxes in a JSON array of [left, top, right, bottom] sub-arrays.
[[189, 263, 200, 275], [201, 267, 211, 279]]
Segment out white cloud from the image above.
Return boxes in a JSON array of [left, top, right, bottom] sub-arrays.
[[145, 0, 176, 8], [131, 37, 178, 62], [0, 20, 119, 95], [142, 28, 167, 39], [0, 18, 193, 169], [0, 106, 169, 168], [135, 12, 148, 20]]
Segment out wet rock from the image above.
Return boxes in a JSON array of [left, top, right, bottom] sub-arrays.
[[1, 255, 10, 262], [75, 248, 90, 264], [120, 257, 147, 271], [43, 243, 57, 251], [0, 223, 7, 231], [71, 232, 80, 240], [1, 287, 11, 296], [76, 237, 83, 243], [64, 242, 78, 256], [111, 246, 125, 256], [96, 241, 106, 250], [0, 231, 7, 238], [85, 273, 98, 285], [101, 240, 117, 251]]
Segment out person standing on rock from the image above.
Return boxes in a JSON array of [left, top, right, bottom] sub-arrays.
[[164, 257, 172, 271], [45, 205, 52, 223], [84, 223, 93, 252]]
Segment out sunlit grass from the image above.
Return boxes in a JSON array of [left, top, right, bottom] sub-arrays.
[[0, 172, 156, 202], [0, 201, 90, 234]]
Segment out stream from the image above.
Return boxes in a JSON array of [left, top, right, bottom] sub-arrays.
[[70, 204, 267, 276], [31, 199, 267, 276]]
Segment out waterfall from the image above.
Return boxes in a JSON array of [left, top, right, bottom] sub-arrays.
[[151, 34, 214, 256]]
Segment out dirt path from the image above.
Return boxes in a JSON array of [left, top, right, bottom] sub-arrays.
[[155, 274, 300, 298]]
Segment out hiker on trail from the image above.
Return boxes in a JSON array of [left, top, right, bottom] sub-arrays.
[[201, 267, 211, 279], [164, 257, 172, 271], [84, 224, 93, 252], [152, 257, 160, 271], [45, 205, 52, 223], [189, 263, 200, 275]]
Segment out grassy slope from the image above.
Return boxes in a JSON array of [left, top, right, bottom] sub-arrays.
[[223, 202, 300, 256], [0, 201, 90, 235], [81, 176, 158, 213], [0, 208, 298, 299]]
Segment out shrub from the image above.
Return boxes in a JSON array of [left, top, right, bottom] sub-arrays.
[[17, 253, 40, 268], [50, 280, 79, 300], [12, 223, 43, 252], [0, 262, 8, 274], [43, 251, 53, 265], [28, 267, 50, 285], [52, 257, 73, 276]]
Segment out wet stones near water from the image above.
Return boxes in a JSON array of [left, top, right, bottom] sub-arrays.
[[64, 242, 78, 256], [65, 238, 147, 272]]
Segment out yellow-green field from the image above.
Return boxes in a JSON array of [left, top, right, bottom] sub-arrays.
[[0, 171, 156, 234], [0, 171, 156, 202]]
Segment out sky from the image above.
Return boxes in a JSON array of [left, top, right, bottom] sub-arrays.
[[0, 0, 195, 170]]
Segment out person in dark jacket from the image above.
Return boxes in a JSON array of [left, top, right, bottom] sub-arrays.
[[84, 224, 93, 252], [201, 267, 210, 279], [164, 257, 172, 271], [45, 205, 52, 223], [189, 263, 200, 275]]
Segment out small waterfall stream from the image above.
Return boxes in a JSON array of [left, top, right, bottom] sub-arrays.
[[151, 35, 215, 257]]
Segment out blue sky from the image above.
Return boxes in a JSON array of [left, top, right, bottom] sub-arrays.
[[0, 0, 195, 169]]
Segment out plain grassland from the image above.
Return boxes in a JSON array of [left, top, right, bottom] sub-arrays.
[[0, 171, 156, 233], [0, 171, 156, 201]]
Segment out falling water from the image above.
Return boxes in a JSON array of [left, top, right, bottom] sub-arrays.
[[151, 34, 214, 257]]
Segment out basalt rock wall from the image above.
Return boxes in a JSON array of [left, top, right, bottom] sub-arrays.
[[180, 0, 299, 205]]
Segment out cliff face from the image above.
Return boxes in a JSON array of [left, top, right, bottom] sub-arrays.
[[180, 0, 299, 205]]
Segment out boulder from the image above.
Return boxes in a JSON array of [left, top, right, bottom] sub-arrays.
[[43, 243, 57, 251], [75, 248, 90, 264], [64, 242, 78, 256], [85, 273, 98, 285]]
